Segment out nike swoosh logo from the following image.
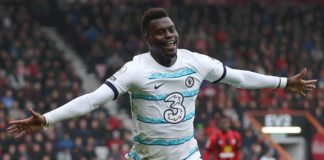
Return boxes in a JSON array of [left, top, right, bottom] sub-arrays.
[[154, 83, 165, 89]]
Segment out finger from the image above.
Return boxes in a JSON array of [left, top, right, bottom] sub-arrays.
[[305, 86, 314, 90], [7, 124, 18, 131], [9, 119, 28, 125], [304, 88, 314, 92], [15, 130, 26, 139], [299, 91, 306, 96], [296, 68, 307, 78], [8, 128, 21, 135], [305, 84, 316, 88], [7, 126, 19, 133], [29, 108, 39, 117], [7, 126, 19, 134], [304, 80, 317, 84]]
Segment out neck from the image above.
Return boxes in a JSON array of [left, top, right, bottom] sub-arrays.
[[150, 51, 177, 67]]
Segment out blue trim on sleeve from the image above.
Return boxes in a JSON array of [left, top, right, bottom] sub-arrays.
[[213, 64, 227, 83], [128, 149, 141, 160], [105, 81, 118, 100]]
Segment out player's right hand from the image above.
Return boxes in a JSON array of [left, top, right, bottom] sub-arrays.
[[7, 108, 46, 138]]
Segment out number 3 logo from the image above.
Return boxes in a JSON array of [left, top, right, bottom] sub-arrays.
[[163, 92, 186, 124]]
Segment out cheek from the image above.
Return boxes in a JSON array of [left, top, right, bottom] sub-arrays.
[[174, 33, 179, 42], [154, 35, 164, 41], [151, 37, 164, 46]]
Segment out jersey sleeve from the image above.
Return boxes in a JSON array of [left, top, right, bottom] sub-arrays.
[[105, 62, 136, 99], [196, 53, 226, 83]]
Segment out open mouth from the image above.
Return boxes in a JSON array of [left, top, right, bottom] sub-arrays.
[[163, 40, 177, 50]]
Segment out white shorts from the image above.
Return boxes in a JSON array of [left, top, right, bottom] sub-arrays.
[[126, 137, 202, 160]]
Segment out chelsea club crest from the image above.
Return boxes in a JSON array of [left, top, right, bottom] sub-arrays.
[[185, 76, 194, 88]]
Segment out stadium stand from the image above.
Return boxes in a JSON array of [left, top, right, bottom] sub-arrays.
[[0, 1, 129, 160], [1, 0, 323, 160]]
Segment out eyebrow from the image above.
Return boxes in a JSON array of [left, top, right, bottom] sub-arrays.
[[155, 25, 175, 31]]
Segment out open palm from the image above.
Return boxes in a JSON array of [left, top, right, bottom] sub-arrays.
[[286, 68, 317, 96], [7, 108, 46, 138]]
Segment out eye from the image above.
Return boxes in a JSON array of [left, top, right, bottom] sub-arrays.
[[169, 27, 175, 33], [156, 30, 164, 35]]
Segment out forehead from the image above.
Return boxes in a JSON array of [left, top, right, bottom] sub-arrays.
[[148, 17, 174, 32]]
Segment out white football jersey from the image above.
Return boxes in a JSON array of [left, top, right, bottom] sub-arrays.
[[106, 49, 226, 160]]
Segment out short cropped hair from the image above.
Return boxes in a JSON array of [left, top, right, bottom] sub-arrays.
[[141, 8, 169, 34]]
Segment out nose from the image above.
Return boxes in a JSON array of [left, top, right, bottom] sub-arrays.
[[165, 31, 173, 39]]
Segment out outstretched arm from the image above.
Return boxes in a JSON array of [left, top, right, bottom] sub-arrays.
[[222, 67, 316, 95], [7, 61, 134, 138], [7, 84, 116, 138], [221, 67, 287, 89]]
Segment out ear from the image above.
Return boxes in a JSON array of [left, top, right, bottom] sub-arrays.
[[144, 33, 149, 45]]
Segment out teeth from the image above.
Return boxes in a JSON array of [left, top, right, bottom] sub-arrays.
[[166, 41, 176, 47]]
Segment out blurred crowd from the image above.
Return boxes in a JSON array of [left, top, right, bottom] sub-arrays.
[[0, 1, 131, 160], [1, 0, 324, 160]]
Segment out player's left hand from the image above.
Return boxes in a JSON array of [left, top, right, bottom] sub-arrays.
[[286, 68, 317, 96]]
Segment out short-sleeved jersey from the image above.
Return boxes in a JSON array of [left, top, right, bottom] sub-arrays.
[[106, 49, 226, 160]]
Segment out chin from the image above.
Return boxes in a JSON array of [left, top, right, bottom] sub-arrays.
[[165, 49, 177, 57]]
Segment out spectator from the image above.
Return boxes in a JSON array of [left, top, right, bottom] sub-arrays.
[[57, 148, 72, 160], [204, 116, 241, 160]]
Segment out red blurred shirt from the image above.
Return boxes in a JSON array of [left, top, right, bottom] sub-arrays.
[[204, 130, 241, 160]]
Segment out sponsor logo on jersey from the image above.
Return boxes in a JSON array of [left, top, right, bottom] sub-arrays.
[[154, 83, 165, 89]]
